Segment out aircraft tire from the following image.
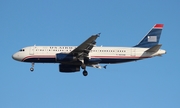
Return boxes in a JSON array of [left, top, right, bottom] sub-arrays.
[[83, 71, 88, 76], [30, 68, 34, 72]]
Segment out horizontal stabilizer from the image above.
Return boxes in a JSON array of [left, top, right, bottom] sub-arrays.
[[145, 44, 162, 52]]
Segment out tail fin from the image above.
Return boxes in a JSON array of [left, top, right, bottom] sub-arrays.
[[134, 24, 164, 48]]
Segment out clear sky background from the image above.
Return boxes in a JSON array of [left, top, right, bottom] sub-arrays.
[[0, 0, 179, 108]]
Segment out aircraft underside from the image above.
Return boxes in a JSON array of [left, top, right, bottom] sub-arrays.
[[24, 57, 141, 76]]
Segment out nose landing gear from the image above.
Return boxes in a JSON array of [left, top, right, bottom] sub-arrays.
[[30, 62, 34, 72]]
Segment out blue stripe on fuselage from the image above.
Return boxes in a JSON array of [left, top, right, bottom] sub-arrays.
[[100, 58, 139, 63], [23, 58, 56, 63], [23, 57, 140, 64]]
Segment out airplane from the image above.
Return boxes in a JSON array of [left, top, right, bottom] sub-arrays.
[[12, 24, 166, 76]]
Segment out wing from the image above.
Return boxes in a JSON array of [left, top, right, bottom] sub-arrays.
[[70, 33, 100, 59]]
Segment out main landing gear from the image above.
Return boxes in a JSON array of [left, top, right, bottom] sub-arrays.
[[30, 62, 34, 72], [81, 64, 88, 76]]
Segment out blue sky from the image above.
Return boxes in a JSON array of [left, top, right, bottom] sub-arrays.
[[0, 0, 180, 108]]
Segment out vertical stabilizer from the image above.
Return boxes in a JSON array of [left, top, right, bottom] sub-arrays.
[[134, 24, 164, 48]]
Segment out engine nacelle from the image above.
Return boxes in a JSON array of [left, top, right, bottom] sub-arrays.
[[59, 64, 80, 72], [56, 53, 76, 62]]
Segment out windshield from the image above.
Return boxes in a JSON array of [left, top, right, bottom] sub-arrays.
[[19, 49, 25, 51]]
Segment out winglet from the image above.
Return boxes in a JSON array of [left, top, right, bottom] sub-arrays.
[[96, 33, 101, 37], [92, 33, 101, 37], [103, 65, 107, 69]]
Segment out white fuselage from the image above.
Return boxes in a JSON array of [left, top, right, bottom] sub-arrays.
[[12, 46, 166, 63]]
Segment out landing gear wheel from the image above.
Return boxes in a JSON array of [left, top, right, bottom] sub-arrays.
[[30, 68, 34, 72], [83, 70, 88, 76]]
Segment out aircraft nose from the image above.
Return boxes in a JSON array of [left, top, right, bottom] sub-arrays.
[[12, 53, 22, 61], [12, 53, 18, 60]]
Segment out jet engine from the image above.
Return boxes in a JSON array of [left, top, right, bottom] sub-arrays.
[[59, 64, 80, 72]]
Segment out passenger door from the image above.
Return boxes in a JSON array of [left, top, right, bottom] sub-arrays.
[[131, 48, 136, 56]]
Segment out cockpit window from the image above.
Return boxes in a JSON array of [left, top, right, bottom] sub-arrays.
[[19, 49, 25, 51]]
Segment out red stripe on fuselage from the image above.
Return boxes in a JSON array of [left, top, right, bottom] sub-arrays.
[[22, 55, 56, 61], [91, 56, 151, 59]]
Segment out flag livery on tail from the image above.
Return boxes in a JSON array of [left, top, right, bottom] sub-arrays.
[[134, 24, 164, 48]]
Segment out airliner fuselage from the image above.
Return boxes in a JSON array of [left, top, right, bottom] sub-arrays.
[[12, 24, 166, 76], [13, 46, 165, 63]]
